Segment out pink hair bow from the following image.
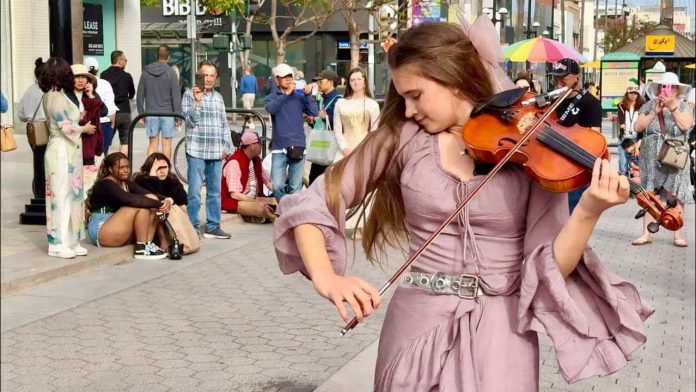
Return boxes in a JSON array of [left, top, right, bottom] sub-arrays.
[[458, 13, 515, 94]]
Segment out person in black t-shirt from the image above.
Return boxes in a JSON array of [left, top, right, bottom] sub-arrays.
[[86, 152, 171, 260], [550, 58, 604, 213]]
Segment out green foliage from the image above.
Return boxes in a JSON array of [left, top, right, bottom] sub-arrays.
[[602, 19, 657, 53]]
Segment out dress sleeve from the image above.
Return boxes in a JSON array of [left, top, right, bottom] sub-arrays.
[[517, 183, 654, 384], [368, 99, 381, 132], [273, 121, 420, 277]]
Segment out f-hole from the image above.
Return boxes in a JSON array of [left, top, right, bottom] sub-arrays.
[[498, 137, 529, 147]]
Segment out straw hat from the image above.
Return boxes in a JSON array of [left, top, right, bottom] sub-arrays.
[[70, 64, 97, 87], [646, 72, 690, 99]]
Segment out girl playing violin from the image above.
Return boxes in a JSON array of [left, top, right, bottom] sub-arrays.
[[274, 16, 653, 391]]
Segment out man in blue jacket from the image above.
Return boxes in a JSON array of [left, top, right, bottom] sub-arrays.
[[264, 63, 318, 201]]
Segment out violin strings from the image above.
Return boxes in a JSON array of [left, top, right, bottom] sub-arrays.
[[536, 128, 650, 198], [540, 128, 650, 198]]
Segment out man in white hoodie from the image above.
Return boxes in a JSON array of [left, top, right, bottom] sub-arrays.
[[137, 44, 183, 159]]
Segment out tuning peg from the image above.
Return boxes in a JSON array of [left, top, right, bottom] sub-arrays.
[[647, 222, 660, 233], [635, 208, 647, 219]]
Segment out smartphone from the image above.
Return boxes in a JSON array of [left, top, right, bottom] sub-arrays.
[[660, 84, 672, 98], [194, 73, 205, 90]]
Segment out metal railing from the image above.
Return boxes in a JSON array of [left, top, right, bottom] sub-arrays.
[[126, 112, 186, 173]]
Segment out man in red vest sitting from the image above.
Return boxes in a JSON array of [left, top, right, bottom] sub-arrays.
[[221, 132, 277, 223]]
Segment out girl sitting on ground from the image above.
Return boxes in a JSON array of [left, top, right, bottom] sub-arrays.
[[86, 152, 171, 260], [134, 153, 189, 251]]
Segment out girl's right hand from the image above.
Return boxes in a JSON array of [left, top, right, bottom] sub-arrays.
[[83, 123, 96, 134], [312, 273, 381, 324]]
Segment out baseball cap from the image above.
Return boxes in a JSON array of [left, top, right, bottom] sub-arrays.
[[240, 132, 268, 146], [84, 57, 99, 72], [274, 63, 294, 78], [312, 70, 340, 83], [550, 58, 580, 77]]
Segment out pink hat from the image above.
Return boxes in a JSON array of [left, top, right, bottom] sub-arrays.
[[240, 132, 268, 146]]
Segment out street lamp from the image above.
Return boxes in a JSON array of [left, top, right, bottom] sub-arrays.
[[498, 7, 508, 44], [542, 30, 550, 37], [525, 21, 541, 38], [483, 5, 509, 44]]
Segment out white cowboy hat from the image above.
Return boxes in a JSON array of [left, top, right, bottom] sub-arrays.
[[646, 72, 691, 100]]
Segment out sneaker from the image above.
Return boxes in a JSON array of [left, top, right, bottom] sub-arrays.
[[48, 244, 76, 259], [203, 227, 231, 239], [134, 242, 167, 260], [73, 245, 88, 256]]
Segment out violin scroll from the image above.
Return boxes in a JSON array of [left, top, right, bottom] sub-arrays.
[[635, 191, 683, 232]]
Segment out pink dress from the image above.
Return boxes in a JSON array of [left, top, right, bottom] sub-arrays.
[[274, 121, 653, 391]]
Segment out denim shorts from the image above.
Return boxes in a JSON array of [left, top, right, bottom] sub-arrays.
[[146, 116, 176, 138], [87, 212, 113, 247]]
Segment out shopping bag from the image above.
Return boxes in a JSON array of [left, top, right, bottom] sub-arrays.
[[166, 205, 200, 254], [1, 125, 17, 152], [306, 119, 338, 165]]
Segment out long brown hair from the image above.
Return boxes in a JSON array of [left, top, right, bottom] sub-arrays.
[[325, 22, 495, 264], [620, 89, 644, 111], [343, 67, 373, 99], [135, 152, 178, 181]]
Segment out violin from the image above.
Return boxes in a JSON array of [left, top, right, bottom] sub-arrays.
[[339, 87, 682, 337], [462, 88, 683, 232]]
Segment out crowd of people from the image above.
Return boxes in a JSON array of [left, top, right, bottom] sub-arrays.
[[13, 46, 386, 259]]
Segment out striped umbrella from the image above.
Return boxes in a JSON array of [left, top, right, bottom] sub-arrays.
[[504, 37, 588, 63]]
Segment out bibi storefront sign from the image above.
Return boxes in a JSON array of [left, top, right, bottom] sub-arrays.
[[645, 35, 675, 56], [141, 0, 229, 34], [83, 3, 104, 55], [600, 61, 639, 110]]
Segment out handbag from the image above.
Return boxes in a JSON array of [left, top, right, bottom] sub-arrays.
[[1, 124, 17, 152], [286, 146, 305, 161], [26, 96, 48, 146], [656, 112, 689, 170], [164, 205, 201, 255], [306, 117, 339, 165], [306, 95, 341, 165]]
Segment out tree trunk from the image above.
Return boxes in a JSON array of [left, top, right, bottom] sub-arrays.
[[276, 41, 286, 64], [348, 9, 360, 69]]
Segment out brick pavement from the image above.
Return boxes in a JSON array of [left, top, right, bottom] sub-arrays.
[[1, 200, 694, 391], [1, 222, 394, 392]]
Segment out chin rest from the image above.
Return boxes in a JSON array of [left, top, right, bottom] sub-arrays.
[[471, 88, 526, 117]]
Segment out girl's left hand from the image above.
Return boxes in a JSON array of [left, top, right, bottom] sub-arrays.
[[576, 158, 630, 218]]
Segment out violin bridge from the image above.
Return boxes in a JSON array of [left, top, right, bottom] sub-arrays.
[[516, 112, 537, 135]]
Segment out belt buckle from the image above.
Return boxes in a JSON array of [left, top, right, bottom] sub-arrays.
[[454, 273, 480, 299]]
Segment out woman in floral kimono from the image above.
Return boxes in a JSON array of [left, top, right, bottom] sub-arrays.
[[39, 57, 97, 258], [273, 16, 653, 391]]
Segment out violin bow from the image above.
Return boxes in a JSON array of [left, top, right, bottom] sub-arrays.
[[340, 87, 573, 336]]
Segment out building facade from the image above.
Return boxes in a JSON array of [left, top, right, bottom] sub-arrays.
[[0, 0, 142, 126]]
